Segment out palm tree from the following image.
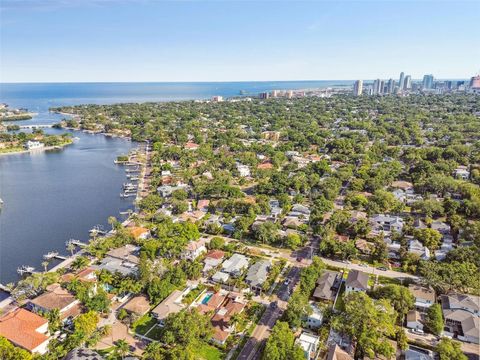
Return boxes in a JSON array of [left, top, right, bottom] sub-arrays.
[[41, 261, 49, 273], [114, 339, 130, 359], [108, 216, 117, 231], [66, 242, 76, 256]]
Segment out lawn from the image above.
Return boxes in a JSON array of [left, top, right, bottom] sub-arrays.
[[132, 314, 157, 336], [333, 283, 346, 311], [192, 343, 224, 360]]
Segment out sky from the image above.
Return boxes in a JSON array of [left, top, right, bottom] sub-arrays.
[[1, 0, 479, 83]]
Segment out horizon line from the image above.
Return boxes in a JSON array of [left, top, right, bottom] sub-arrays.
[[0, 77, 471, 85]]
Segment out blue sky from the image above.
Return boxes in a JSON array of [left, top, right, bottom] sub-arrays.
[[1, 0, 479, 82]]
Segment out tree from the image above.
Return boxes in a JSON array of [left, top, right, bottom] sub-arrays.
[[254, 221, 279, 244], [67, 242, 76, 256], [285, 233, 303, 250], [282, 291, 311, 329], [115, 339, 130, 359], [332, 292, 396, 359], [371, 284, 415, 319], [160, 310, 212, 352], [436, 338, 467, 360], [395, 327, 408, 351], [424, 303, 443, 336], [262, 321, 305, 360], [73, 311, 99, 342], [42, 261, 49, 273], [47, 308, 62, 334], [0, 336, 33, 360], [208, 237, 225, 250], [414, 228, 442, 250], [71, 256, 89, 270]]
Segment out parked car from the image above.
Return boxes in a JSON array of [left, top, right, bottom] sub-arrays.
[[378, 266, 387, 271]]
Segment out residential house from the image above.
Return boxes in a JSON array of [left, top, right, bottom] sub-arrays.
[[65, 348, 104, 360], [441, 293, 480, 344], [181, 237, 208, 260], [305, 303, 323, 330], [210, 293, 247, 345], [313, 270, 342, 301], [121, 295, 150, 317], [326, 344, 353, 360], [203, 250, 225, 274], [236, 163, 251, 177], [157, 183, 189, 197], [431, 221, 451, 235], [221, 254, 250, 277], [408, 284, 435, 310], [454, 166, 470, 180], [296, 332, 320, 360], [0, 308, 50, 354], [405, 346, 434, 360], [245, 260, 270, 292], [408, 240, 430, 260], [96, 244, 140, 276], [28, 284, 81, 321], [197, 199, 210, 212], [128, 226, 150, 240], [406, 310, 423, 331], [152, 288, 190, 326], [345, 270, 369, 294], [370, 215, 404, 233]]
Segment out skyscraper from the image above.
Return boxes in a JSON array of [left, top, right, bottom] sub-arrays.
[[398, 72, 405, 92], [353, 80, 363, 96], [387, 79, 395, 94], [404, 75, 412, 90], [470, 75, 480, 89], [422, 74, 434, 90], [373, 79, 382, 95]]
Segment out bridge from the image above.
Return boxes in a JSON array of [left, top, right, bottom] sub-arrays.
[[18, 124, 54, 129]]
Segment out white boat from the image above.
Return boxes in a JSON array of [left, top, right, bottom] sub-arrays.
[[17, 265, 35, 275], [43, 251, 58, 260]]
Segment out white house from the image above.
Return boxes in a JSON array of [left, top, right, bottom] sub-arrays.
[[409, 284, 435, 310], [454, 167, 470, 180], [406, 310, 423, 331], [305, 303, 323, 330], [408, 240, 431, 260], [181, 237, 208, 260], [25, 140, 45, 150], [345, 270, 369, 294], [296, 332, 320, 360], [370, 214, 404, 233], [221, 254, 250, 277], [236, 163, 251, 177]]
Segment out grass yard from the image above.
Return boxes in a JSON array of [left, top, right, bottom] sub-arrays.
[[334, 282, 346, 311], [132, 314, 157, 336], [192, 343, 224, 360]]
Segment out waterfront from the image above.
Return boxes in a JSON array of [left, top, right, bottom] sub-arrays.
[[0, 81, 349, 284], [0, 129, 134, 283]]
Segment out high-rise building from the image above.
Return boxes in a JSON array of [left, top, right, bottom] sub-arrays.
[[271, 90, 278, 98], [380, 80, 385, 94], [470, 75, 480, 89], [353, 80, 363, 96], [373, 79, 382, 95], [422, 74, 434, 90], [404, 75, 412, 90], [398, 72, 405, 92], [387, 79, 395, 94], [259, 92, 269, 99]]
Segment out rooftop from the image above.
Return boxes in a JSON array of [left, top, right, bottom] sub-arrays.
[[0, 308, 49, 352]]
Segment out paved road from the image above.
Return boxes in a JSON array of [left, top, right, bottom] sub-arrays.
[[236, 266, 301, 360], [236, 305, 283, 360]]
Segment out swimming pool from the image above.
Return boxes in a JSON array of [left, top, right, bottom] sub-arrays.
[[201, 292, 213, 304]]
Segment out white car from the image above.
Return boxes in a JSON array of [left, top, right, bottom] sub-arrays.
[[284, 279, 291, 286]]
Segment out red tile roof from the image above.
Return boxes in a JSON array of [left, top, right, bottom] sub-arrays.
[[0, 308, 49, 352]]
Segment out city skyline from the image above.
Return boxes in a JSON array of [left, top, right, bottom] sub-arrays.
[[1, 0, 479, 83]]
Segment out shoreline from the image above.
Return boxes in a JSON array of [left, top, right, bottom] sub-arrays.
[[0, 142, 72, 157]]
